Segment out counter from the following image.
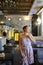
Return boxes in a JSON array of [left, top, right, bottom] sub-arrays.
[[34, 36, 43, 41]]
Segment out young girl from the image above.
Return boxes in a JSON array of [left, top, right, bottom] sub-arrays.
[[19, 25, 36, 65]]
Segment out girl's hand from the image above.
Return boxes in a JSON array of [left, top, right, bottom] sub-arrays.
[[21, 52, 24, 57]]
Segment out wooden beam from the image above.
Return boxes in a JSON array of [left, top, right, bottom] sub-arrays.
[[3, 10, 29, 12], [17, 2, 32, 6], [0, 2, 32, 7], [3, 11, 28, 15], [15, 0, 34, 3], [0, 1, 33, 6], [0, 6, 31, 10], [0, 0, 34, 3], [16, 5, 31, 8]]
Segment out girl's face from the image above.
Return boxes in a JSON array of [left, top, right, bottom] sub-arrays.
[[25, 26, 31, 33]]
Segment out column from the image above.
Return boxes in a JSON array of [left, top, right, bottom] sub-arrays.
[[41, 10, 43, 36]]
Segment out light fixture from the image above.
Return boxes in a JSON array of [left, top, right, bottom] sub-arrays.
[[23, 16, 32, 21], [0, 21, 4, 24], [5, 30, 7, 33], [0, 37, 2, 38], [8, 18, 11, 21], [19, 17, 22, 21]]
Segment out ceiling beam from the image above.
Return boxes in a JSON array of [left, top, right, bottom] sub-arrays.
[[3, 10, 29, 12], [0, 0, 33, 3], [0, 3, 32, 7], [0, 7, 31, 11], [3, 11, 28, 15], [0, 6, 31, 9], [16, 2, 32, 5]]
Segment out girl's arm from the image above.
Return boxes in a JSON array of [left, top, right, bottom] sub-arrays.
[[28, 33, 36, 43], [19, 37, 24, 56]]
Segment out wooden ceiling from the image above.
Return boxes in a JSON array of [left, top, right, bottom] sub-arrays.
[[0, 0, 34, 15]]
